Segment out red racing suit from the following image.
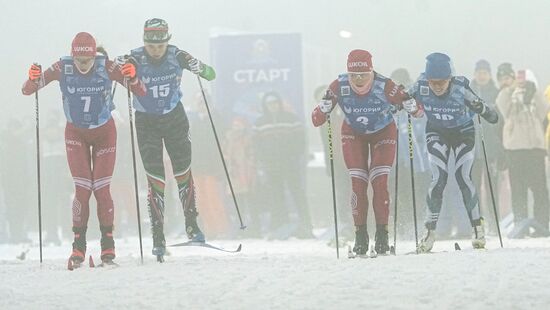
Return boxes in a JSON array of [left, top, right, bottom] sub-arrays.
[[312, 72, 409, 226], [22, 58, 146, 228]]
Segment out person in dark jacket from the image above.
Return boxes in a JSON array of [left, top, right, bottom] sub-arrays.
[[253, 92, 313, 239]]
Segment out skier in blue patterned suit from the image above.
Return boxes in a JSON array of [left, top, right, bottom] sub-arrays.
[[403, 53, 499, 252]]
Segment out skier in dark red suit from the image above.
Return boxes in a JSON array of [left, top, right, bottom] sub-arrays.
[[22, 32, 146, 266], [312, 49, 413, 255]]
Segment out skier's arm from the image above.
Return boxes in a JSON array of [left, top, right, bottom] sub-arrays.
[[408, 98, 425, 118], [106, 59, 147, 97], [467, 98, 498, 123], [384, 79, 424, 118], [398, 80, 424, 118], [21, 61, 62, 95], [465, 85, 498, 124], [385, 79, 409, 108], [176, 50, 216, 81], [311, 80, 338, 127]]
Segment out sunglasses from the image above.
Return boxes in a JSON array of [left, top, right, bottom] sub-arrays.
[[74, 57, 94, 66], [349, 72, 372, 79], [143, 30, 171, 43]]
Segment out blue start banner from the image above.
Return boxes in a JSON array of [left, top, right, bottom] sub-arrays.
[[210, 33, 304, 123]]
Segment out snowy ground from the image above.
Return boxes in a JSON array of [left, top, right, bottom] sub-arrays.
[[1, 236, 550, 310]]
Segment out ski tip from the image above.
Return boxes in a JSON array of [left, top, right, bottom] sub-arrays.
[[454, 242, 461, 251], [16, 249, 29, 261], [89, 255, 95, 268], [236, 244, 242, 252]]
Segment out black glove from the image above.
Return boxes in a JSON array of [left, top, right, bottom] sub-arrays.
[[470, 99, 485, 114]]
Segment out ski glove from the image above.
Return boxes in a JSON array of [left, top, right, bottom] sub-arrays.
[[28, 64, 41, 81], [188, 58, 203, 75], [402, 98, 418, 113], [121, 63, 137, 79], [470, 99, 486, 114], [318, 98, 333, 113]]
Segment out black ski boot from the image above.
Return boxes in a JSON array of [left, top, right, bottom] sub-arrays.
[[100, 225, 116, 263], [375, 224, 390, 255], [70, 226, 87, 267], [152, 225, 166, 263], [353, 225, 369, 255], [185, 210, 205, 243]]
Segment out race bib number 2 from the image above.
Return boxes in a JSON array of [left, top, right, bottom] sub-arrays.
[[356, 116, 369, 126]]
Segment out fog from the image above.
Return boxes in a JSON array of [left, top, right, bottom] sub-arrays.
[[1, 0, 549, 244]]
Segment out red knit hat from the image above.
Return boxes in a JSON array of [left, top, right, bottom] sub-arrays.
[[71, 32, 96, 57], [347, 49, 373, 73]]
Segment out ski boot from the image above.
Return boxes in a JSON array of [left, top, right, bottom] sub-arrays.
[[152, 226, 166, 263], [352, 225, 369, 256], [417, 229, 436, 253], [374, 224, 390, 255], [472, 218, 486, 249], [100, 225, 116, 265], [185, 211, 205, 243], [69, 226, 87, 269]]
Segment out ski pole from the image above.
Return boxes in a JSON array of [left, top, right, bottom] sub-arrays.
[[111, 80, 118, 98], [196, 76, 246, 229], [126, 78, 144, 263], [392, 117, 400, 255], [407, 113, 419, 253], [34, 64, 43, 263], [326, 113, 340, 259], [477, 115, 503, 248]]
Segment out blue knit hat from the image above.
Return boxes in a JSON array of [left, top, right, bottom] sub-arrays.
[[425, 52, 452, 79]]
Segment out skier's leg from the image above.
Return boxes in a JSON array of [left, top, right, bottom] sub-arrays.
[[419, 128, 451, 252], [163, 104, 205, 242], [65, 123, 93, 262], [342, 124, 369, 226], [425, 129, 451, 230], [452, 127, 485, 248], [135, 112, 167, 253], [369, 122, 397, 225], [91, 119, 117, 260], [341, 123, 370, 254], [368, 122, 397, 254], [453, 128, 480, 225]]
